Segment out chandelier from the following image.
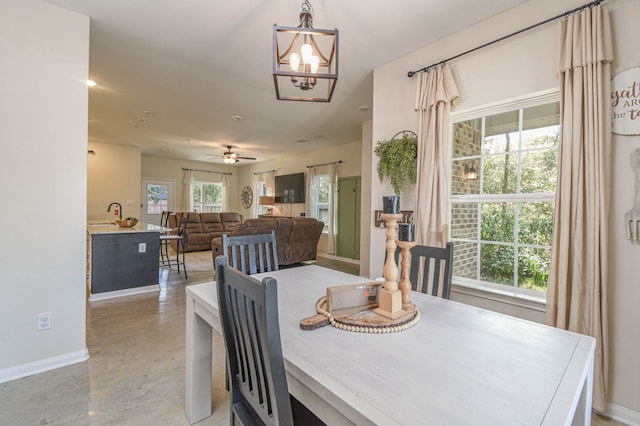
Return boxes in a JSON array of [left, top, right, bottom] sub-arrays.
[[272, 0, 338, 102]]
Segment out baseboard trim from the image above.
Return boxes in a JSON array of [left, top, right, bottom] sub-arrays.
[[89, 284, 159, 302], [603, 402, 640, 425], [0, 348, 89, 384]]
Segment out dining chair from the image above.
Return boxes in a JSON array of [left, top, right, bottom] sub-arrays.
[[215, 255, 293, 426], [393, 242, 454, 299], [222, 231, 279, 275], [160, 212, 188, 278], [216, 255, 326, 426]]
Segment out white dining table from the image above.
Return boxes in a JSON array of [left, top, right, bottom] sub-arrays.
[[185, 265, 595, 425]]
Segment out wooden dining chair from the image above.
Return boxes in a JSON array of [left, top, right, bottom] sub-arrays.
[[222, 231, 279, 275], [159, 212, 188, 278], [393, 242, 454, 299], [215, 255, 293, 426]]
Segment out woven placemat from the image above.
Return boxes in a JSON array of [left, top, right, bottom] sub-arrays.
[[300, 297, 420, 333]]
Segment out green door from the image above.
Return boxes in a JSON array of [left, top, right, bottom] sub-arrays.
[[337, 176, 361, 260]]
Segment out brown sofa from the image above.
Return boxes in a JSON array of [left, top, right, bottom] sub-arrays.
[[211, 217, 324, 266], [168, 212, 243, 252]]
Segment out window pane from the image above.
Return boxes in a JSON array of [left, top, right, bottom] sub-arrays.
[[521, 126, 560, 150], [518, 247, 550, 292], [317, 176, 329, 203], [452, 241, 478, 280], [193, 185, 202, 203], [482, 154, 518, 194], [481, 202, 515, 243], [522, 103, 560, 132], [520, 149, 558, 193], [480, 243, 514, 285], [451, 202, 478, 239], [453, 118, 482, 157], [484, 110, 519, 154], [146, 184, 167, 215], [518, 202, 554, 245], [451, 159, 481, 195]]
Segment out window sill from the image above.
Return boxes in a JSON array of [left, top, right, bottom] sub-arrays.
[[451, 279, 547, 313]]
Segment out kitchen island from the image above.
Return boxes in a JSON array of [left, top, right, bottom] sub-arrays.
[[87, 221, 165, 301]]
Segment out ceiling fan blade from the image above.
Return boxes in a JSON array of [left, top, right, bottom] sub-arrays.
[[237, 156, 256, 160]]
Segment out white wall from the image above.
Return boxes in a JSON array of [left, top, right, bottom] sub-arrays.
[[0, 0, 89, 380], [369, 0, 640, 420], [88, 142, 141, 221]]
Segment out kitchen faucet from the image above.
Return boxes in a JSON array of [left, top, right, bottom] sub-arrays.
[[107, 202, 123, 219]]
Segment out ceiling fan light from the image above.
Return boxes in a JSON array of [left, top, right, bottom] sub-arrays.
[[223, 157, 236, 164]]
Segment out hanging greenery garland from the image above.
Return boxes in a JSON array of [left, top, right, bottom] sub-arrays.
[[374, 131, 418, 195]]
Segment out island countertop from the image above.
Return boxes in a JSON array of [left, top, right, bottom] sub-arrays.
[[87, 221, 167, 234]]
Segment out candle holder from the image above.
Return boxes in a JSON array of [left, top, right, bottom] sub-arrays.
[[374, 213, 405, 319], [397, 240, 417, 305]]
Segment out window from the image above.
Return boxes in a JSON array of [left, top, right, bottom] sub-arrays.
[[191, 182, 223, 213], [255, 181, 268, 215], [315, 174, 329, 233], [146, 183, 168, 214], [450, 95, 559, 293]]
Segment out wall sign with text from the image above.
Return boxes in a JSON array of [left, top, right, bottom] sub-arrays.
[[374, 210, 413, 228], [612, 66, 640, 135]]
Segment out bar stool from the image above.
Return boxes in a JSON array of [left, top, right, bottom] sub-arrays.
[[159, 211, 172, 266], [160, 212, 188, 278]]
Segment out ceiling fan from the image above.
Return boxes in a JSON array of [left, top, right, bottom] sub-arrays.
[[206, 145, 257, 164]]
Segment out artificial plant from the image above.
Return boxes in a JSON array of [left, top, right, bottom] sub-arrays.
[[374, 131, 418, 195]]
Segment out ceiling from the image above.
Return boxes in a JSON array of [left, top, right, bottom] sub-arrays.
[[44, 0, 530, 165]]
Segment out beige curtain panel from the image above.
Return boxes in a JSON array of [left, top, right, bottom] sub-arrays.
[[414, 64, 459, 246], [547, 4, 613, 412]]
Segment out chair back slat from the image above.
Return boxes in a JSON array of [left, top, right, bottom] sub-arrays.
[[394, 242, 454, 299], [216, 255, 293, 426], [222, 231, 279, 275]]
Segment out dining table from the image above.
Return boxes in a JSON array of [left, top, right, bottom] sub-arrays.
[[185, 264, 595, 425]]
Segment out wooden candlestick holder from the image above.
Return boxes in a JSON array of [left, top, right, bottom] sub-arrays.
[[397, 240, 417, 305], [374, 213, 405, 319]]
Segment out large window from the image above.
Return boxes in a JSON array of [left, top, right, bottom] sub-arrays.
[[450, 95, 559, 293], [191, 182, 223, 213], [315, 174, 329, 233]]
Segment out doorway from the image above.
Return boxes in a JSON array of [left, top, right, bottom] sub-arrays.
[[140, 179, 175, 225], [336, 176, 361, 260]]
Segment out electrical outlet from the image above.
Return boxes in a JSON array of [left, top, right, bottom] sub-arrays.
[[138, 243, 146, 253], [37, 312, 51, 331]]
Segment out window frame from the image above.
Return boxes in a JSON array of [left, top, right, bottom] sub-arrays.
[[191, 181, 224, 213], [449, 89, 560, 299]]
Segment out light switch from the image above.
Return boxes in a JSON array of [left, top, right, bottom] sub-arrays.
[[138, 243, 146, 253]]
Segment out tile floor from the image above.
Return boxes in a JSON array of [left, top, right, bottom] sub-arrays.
[[0, 254, 625, 425]]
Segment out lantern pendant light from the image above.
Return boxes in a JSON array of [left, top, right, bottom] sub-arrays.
[[273, 0, 338, 102]]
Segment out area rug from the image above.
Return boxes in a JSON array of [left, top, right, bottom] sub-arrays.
[[163, 249, 214, 272]]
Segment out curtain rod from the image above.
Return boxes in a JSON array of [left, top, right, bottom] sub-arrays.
[[307, 160, 343, 169], [253, 169, 276, 175], [182, 167, 232, 176], [407, 0, 604, 77]]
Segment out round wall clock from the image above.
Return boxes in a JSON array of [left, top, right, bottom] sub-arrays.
[[241, 186, 253, 209]]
